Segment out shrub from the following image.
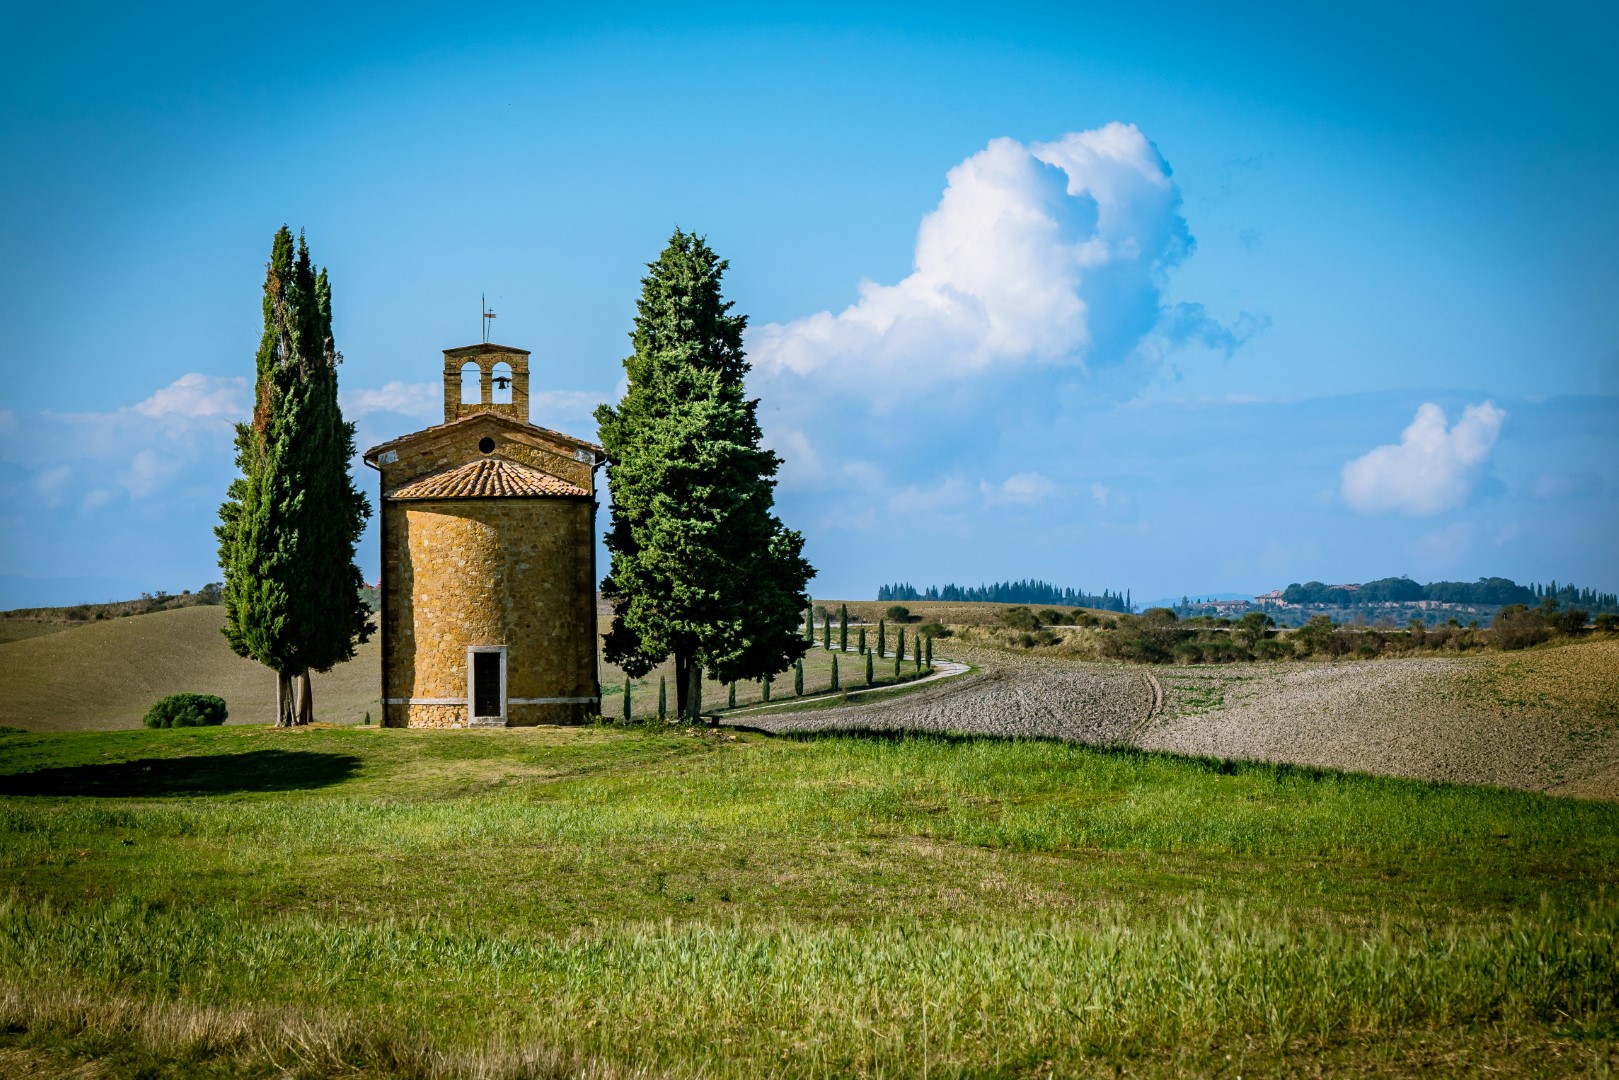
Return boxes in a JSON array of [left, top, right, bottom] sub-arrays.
[[1558, 608, 1590, 635], [143, 693, 227, 729], [1103, 610, 1189, 663], [1291, 615, 1337, 657], [1596, 613, 1619, 634], [1254, 638, 1294, 661], [885, 605, 911, 623], [1172, 642, 1204, 665], [999, 606, 1039, 631], [1037, 608, 1070, 626], [918, 620, 949, 638], [1493, 605, 1551, 651]]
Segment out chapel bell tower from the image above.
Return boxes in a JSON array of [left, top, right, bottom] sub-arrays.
[[442, 344, 530, 424]]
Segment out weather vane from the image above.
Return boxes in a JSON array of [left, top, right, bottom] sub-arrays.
[[481, 294, 498, 344]]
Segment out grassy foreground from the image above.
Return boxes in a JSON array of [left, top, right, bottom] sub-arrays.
[[1, 724, 1617, 1077]]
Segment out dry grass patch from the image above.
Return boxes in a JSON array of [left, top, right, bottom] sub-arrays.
[[0, 606, 380, 732], [1465, 638, 1619, 721]]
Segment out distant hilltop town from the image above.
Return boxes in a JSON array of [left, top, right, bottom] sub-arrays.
[[1181, 576, 1618, 627]]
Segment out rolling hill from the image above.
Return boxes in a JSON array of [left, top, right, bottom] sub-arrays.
[[0, 606, 380, 731]]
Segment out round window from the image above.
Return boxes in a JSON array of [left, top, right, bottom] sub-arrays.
[[478, 437, 495, 454]]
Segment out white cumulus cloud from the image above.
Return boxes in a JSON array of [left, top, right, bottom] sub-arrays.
[[749, 123, 1203, 397], [1341, 401, 1506, 515]]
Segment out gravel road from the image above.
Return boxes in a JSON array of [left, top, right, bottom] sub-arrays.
[[730, 643, 1619, 800]]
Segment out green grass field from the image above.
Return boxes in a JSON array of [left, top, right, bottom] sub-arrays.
[[1, 723, 1616, 1077]]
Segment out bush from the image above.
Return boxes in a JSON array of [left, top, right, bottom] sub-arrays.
[[999, 606, 1039, 631], [917, 620, 950, 638], [885, 605, 911, 623], [1493, 605, 1551, 651], [143, 693, 228, 729], [1291, 615, 1337, 657], [1254, 638, 1294, 661], [1037, 608, 1070, 626], [1596, 613, 1619, 634], [1102, 612, 1189, 663], [1557, 608, 1590, 635]]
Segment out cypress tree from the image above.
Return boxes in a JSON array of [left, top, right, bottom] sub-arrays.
[[865, 650, 874, 686], [897, 627, 906, 666], [893, 650, 901, 679], [658, 675, 667, 721], [830, 653, 839, 691], [595, 231, 813, 718], [925, 636, 933, 670], [839, 604, 848, 651], [794, 658, 804, 696], [218, 227, 373, 726], [877, 619, 886, 658], [859, 626, 866, 654], [806, 606, 814, 641], [822, 617, 831, 650], [623, 678, 632, 723]]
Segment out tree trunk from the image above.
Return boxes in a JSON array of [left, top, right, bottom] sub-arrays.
[[295, 667, 314, 725], [688, 660, 703, 722], [673, 651, 690, 720], [275, 670, 296, 727]]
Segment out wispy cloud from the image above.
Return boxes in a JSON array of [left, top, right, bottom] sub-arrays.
[[342, 380, 440, 419]]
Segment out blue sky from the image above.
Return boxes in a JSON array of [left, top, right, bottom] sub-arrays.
[[1, 1, 1615, 607]]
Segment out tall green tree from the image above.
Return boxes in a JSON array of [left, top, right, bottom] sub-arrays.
[[217, 227, 373, 727], [595, 230, 814, 717]]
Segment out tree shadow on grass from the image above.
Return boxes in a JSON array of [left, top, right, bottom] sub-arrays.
[[0, 749, 362, 797]]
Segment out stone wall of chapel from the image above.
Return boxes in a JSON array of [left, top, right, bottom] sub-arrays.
[[380, 497, 599, 728]]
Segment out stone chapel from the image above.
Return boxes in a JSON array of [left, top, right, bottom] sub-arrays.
[[362, 344, 605, 727]]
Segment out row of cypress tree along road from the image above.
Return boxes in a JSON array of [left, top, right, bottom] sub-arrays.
[[596, 231, 814, 722], [217, 228, 373, 727]]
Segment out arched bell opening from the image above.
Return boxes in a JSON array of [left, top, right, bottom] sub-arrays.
[[491, 361, 514, 405], [460, 362, 483, 405]]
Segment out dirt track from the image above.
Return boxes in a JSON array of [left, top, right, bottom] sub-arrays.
[[731, 641, 1619, 800]]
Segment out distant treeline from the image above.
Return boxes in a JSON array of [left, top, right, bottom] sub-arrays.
[[1279, 576, 1618, 612], [877, 580, 1133, 613]]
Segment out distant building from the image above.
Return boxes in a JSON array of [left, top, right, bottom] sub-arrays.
[[362, 344, 606, 728]]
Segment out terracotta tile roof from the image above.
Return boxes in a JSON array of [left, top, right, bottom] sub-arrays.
[[387, 457, 590, 500]]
